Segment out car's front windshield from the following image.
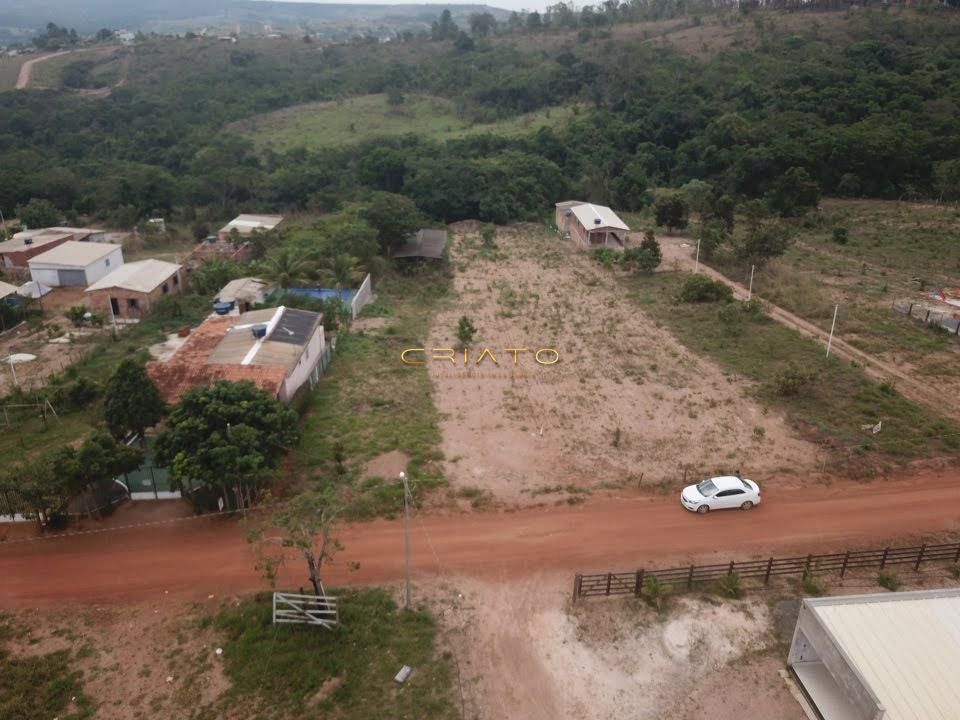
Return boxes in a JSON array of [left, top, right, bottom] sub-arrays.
[[696, 480, 718, 497]]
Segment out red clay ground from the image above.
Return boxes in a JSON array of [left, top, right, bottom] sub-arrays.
[[2, 468, 960, 608]]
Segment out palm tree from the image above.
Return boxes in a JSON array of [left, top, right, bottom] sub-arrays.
[[257, 248, 315, 290], [324, 254, 364, 291]]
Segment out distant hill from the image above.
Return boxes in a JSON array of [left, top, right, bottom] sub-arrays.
[[0, 1, 511, 43]]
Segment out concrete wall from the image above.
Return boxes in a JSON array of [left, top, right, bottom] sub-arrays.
[[788, 604, 884, 720], [350, 273, 373, 320], [280, 324, 325, 401]]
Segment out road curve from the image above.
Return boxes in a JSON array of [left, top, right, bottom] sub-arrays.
[[15, 50, 72, 89], [2, 470, 959, 607]]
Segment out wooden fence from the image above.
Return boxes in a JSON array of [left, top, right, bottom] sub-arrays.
[[573, 541, 960, 601]]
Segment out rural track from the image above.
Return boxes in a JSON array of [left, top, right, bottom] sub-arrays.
[[1, 470, 959, 607], [15, 50, 73, 89], [660, 237, 960, 425]]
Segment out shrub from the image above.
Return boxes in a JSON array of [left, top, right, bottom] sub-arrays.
[[878, 570, 901, 591], [641, 575, 672, 611], [456, 315, 477, 347], [593, 247, 620, 269], [677, 275, 734, 303], [831, 226, 849, 245], [480, 224, 497, 249], [623, 234, 662, 274], [802, 569, 826, 596], [64, 305, 89, 327], [716, 572, 744, 599], [774, 363, 816, 397]]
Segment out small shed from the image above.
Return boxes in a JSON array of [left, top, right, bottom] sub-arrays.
[[28, 241, 123, 288], [86, 259, 184, 319], [393, 229, 448, 259], [555, 201, 629, 249], [216, 277, 273, 313], [788, 588, 960, 720]]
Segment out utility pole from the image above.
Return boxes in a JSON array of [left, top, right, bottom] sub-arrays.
[[748, 265, 755, 301], [826, 304, 839, 358], [694, 238, 701, 274], [400, 471, 412, 610]]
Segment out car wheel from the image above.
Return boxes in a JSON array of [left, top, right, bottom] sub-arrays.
[[740, 501, 754, 511], [696, 505, 709, 514]]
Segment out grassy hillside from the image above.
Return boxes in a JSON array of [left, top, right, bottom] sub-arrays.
[[231, 93, 582, 151]]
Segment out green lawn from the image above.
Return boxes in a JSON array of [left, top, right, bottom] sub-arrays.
[[294, 266, 451, 519], [627, 272, 960, 469], [231, 93, 582, 152], [208, 589, 458, 720]]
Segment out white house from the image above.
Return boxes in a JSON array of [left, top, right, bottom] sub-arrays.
[[28, 241, 124, 288]]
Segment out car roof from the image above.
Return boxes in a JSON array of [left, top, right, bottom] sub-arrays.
[[708, 476, 749, 491]]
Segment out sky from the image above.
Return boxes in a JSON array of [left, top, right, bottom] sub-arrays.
[[271, 0, 551, 13]]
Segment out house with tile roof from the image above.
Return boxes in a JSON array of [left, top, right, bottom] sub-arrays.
[[146, 306, 325, 405]]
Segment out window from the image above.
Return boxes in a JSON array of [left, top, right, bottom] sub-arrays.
[[173, 275, 179, 286], [127, 298, 139, 310], [715, 489, 744, 497], [105, 258, 111, 267], [696, 480, 718, 496], [162, 283, 169, 294]]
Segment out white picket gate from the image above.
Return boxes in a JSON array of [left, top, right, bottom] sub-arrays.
[[272, 592, 339, 629]]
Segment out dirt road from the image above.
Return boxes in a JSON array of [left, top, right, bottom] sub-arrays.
[[15, 50, 72, 89], [2, 470, 959, 607], [659, 236, 960, 424]]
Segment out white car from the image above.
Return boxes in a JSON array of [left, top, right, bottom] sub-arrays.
[[680, 475, 761, 514]]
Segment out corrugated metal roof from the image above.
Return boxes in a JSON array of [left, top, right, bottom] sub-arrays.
[[218, 214, 284, 234], [0, 281, 18, 298], [86, 259, 181, 293], [393, 229, 448, 259], [28, 241, 122, 268], [570, 203, 629, 232], [810, 589, 960, 720]]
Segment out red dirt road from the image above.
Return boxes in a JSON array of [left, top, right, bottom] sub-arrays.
[[2, 471, 960, 608]]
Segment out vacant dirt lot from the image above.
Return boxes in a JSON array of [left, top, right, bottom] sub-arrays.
[[429, 225, 819, 504]]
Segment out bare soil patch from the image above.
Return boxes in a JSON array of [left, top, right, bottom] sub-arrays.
[[430, 226, 818, 504], [363, 449, 411, 480], [0, 321, 99, 395]]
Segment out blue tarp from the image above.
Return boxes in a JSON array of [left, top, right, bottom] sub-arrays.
[[285, 288, 354, 302]]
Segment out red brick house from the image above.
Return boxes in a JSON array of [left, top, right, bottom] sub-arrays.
[[555, 201, 630, 249], [85, 259, 185, 319]]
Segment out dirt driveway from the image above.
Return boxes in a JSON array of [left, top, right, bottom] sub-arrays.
[[428, 225, 819, 504]]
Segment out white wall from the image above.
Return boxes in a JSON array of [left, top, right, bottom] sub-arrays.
[[83, 247, 124, 285], [280, 324, 326, 401], [351, 273, 373, 320], [29, 246, 124, 287]]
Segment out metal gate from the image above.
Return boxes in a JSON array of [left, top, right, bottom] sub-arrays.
[[272, 592, 339, 628]]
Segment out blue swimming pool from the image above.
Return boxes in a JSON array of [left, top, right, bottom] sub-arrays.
[[285, 288, 354, 302]]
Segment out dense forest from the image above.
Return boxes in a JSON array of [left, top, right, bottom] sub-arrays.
[[1, 7, 959, 229]]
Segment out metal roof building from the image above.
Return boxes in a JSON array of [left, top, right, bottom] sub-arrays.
[[554, 201, 630, 250], [788, 588, 960, 720], [217, 214, 284, 241], [28, 241, 124, 288]]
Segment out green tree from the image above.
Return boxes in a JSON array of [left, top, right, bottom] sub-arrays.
[[15, 198, 60, 229], [103, 359, 167, 440], [768, 166, 821, 217], [154, 381, 300, 507], [934, 159, 960, 201], [53, 433, 144, 517], [737, 220, 791, 268], [190, 259, 244, 296], [257, 247, 315, 290], [431, 9, 459, 40], [361, 192, 423, 253], [324, 254, 364, 291], [251, 490, 343, 596], [454, 31, 475, 53], [698, 220, 729, 261], [680, 179, 713, 219], [622, 230, 661, 273], [469, 12, 498, 36], [654, 190, 689, 230], [3, 457, 70, 530]]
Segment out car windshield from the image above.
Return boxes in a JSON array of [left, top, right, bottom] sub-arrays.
[[696, 480, 718, 497]]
